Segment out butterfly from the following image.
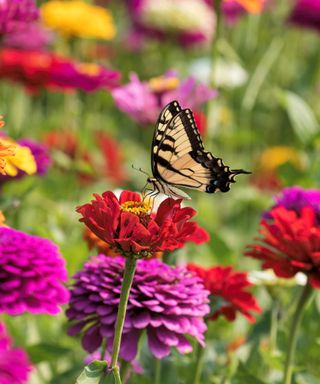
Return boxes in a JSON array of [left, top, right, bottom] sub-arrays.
[[146, 100, 250, 199]]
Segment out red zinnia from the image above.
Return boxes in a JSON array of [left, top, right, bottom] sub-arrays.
[[187, 264, 261, 323], [246, 206, 320, 289], [77, 190, 209, 256]]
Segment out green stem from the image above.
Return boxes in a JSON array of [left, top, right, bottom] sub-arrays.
[[270, 300, 280, 354], [283, 283, 313, 384], [154, 358, 161, 384], [100, 337, 107, 361], [111, 256, 138, 384], [192, 343, 205, 384]]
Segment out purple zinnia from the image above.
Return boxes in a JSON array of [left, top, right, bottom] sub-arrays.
[[264, 186, 320, 222], [0, 0, 39, 35], [0, 226, 69, 315], [0, 322, 32, 384], [18, 138, 52, 176], [67, 255, 210, 360], [289, 0, 320, 32]]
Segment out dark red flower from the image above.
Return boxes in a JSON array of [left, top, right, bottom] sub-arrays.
[[246, 206, 320, 289], [76, 190, 209, 256], [187, 264, 261, 323]]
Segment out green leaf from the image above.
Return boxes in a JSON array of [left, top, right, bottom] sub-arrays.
[[232, 362, 267, 384], [277, 90, 319, 143], [27, 343, 70, 364], [76, 361, 109, 384]]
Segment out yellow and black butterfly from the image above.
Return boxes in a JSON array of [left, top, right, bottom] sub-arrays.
[[146, 100, 249, 199]]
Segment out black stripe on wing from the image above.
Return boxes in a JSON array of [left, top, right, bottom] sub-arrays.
[[151, 100, 182, 175]]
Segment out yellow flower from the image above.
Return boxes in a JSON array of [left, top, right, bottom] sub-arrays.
[[0, 210, 6, 226], [257, 146, 303, 172], [41, 0, 116, 39], [148, 75, 179, 93], [1, 138, 37, 177], [224, 0, 264, 13]]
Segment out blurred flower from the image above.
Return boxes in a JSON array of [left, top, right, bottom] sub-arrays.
[[112, 71, 217, 125], [41, 0, 116, 39], [77, 190, 209, 257], [289, 0, 320, 32], [43, 130, 79, 158], [0, 140, 15, 175], [0, 0, 39, 35], [95, 131, 128, 185], [0, 48, 120, 93], [83, 227, 119, 256], [0, 210, 5, 226], [0, 322, 32, 384], [67, 255, 210, 360], [212, 59, 248, 88], [3, 22, 54, 50], [125, 0, 215, 47], [224, 0, 265, 13], [18, 138, 52, 176], [251, 146, 304, 191], [0, 226, 69, 315], [265, 186, 320, 222], [187, 264, 262, 323], [245, 206, 320, 289], [248, 269, 307, 287], [0, 137, 36, 177]]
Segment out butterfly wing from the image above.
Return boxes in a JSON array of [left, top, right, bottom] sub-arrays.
[[152, 101, 249, 194]]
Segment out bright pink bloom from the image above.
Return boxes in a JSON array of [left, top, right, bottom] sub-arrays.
[[0, 322, 32, 384], [188, 264, 262, 322], [112, 71, 217, 125]]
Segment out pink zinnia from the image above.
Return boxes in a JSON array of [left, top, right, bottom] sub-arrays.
[[0, 322, 32, 384], [0, 226, 69, 315]]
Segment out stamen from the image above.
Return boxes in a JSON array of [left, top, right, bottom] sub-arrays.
[[120, 200, 151, 215]]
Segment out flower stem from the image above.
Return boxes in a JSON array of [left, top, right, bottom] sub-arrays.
[[283, 283, 313, 384], [154, 358, 161, 384], [192, 343, 205, 384], [111, 256, 138, 384]]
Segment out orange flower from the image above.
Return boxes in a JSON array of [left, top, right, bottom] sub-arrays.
[[224, 0, 264, 13], [0, 210, 6, 226], [0, 140, 16, 175]]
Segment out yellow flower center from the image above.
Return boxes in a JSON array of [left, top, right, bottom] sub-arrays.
[[76, 63, 100, 76], [149, 75, 179, 93], [120, 201, 151, 215]]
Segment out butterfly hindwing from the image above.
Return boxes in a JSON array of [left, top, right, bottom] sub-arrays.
[[151, 100, 249, 197]]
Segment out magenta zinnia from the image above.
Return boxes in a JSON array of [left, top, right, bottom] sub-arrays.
[[0, 226, 69, 315], [67, 255, 210, 360], [0, 322, 32, 384]]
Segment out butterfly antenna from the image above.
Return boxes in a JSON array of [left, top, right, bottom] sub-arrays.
[[132, 164, 150, 177]]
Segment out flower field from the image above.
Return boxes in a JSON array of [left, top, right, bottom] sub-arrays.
[[1, 1, 320, 383]]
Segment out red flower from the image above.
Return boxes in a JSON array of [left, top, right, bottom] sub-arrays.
[[246, 206, 320, 289], [187, 264, 261, 323], [0, 48, 120, 93], [77, 190, 209, 256], [95, 131, 128, 185]]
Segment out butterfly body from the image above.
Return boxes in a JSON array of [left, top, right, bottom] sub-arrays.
[[149, 100, 249, 199]]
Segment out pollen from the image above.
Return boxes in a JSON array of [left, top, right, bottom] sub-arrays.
[[120, 201, 151, 215]]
